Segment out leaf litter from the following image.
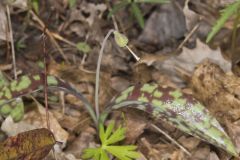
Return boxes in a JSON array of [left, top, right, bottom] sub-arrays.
[[0, 0, 240, 159]]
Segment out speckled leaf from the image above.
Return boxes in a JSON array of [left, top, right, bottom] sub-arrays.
[[0, 74, 96, 124], [0, 128, 55, 160], [0, 72, 24, 122], [109, 83, 238, 157]]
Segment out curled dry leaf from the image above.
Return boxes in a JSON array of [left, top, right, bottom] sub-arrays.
[[152, 39, 231, 84], [191, 60, 240, 120], [0, 128, 55, 160], [191, 146, 211, 160], [1, 103, 69, 148], [138, 2, 187, 50], [226, 120, 240, 154]]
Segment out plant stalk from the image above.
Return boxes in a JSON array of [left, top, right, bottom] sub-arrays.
[[95, 29, 115, 122]]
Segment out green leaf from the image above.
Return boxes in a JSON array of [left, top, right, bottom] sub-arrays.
[[68, 0, 77, 8], [76, 42, 91, 54], [82, 121, 140, 160], [134, 0, 169, 3], [130, 2, 145, 29], [0, 72, 24, 122], [82, 148, 101, 159], [0, 74, 97, 125], [105, 146, 140, 160], [206, 1, 240, 43], [104, 121, 115, 142], [109, 83, 238, 157], [108, 0, 129, 18], [31, 0, 39, 14], [104, 125, 125, 145]]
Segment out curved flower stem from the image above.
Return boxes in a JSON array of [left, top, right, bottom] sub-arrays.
[[95, 29, 115, 122]]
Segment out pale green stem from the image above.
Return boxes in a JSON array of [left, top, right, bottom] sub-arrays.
[[95, 29, 115, 121], [126, 45, 140, 61]]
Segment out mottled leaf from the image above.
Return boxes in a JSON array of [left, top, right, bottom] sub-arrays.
[[0, 128, 55, 160], [0, 74, 97, 124], [0, 72, 24, 122], [108, 83, 238, 157]]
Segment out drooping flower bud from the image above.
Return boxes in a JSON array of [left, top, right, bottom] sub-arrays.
[[113, 31, 129, 47]]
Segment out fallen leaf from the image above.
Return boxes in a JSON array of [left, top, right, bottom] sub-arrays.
[[138, 2, 186, 51], [191, 60, 240, 120], [183, 0, 199, 30], [178, 136, 200, 151], [0, 128, 55, 160], [153, 39, 231, 84], [110, 76, 130, 92], [191, 146, 211, 160], [124, 110, 147, 144], [207, 152, 220, 160], [65, 127, 96, 158], [226, 120, 240, 154], [1, 102, 69, 148]]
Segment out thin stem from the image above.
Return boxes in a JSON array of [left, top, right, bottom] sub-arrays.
[[151, 124, 191, 156], [42, 28, 50, 129], [6, 5, 17, 80], [95, 29, 114, 122], [126, 45, 140, 61]]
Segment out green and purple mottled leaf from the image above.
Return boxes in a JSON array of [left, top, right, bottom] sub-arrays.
[[0, 74, 97, 124], [0, 72, 24, 122], [109, 83, 238, 157], [0, 74, 238, 157]]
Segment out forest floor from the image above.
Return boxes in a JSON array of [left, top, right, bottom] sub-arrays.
[[0, 0, 240, 160]]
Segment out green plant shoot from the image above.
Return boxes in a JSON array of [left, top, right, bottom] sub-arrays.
[[82, 121, 140, 160]]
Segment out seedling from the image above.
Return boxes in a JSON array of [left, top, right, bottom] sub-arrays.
[[82, 121, 140, 160]]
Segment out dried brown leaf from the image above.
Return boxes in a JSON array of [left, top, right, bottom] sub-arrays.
[[0, 128, 55, 160]]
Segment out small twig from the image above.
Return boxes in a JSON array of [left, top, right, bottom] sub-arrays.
[[42, 28, 50, 129], [51, 32, 76, 47], [150, 124, 191, 156], [176, 23, 200, 51], [30, 10, 70, 64], [6, 5, 17, 80], [59, 91, 65, 115], [95, 29, 115, 121]]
